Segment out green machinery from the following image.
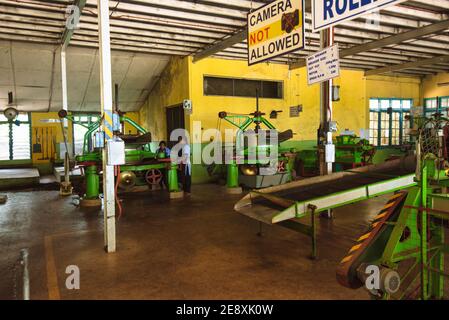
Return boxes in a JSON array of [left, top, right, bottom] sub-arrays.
[[334, 132, 376, 170], [297, 132, 376, 176], [235, 156, 417, 260], [217, 98, 298, 190], [58, 110, 180, 205], [337, 114, 449, 300]]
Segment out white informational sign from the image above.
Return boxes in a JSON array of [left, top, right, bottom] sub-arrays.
[[247, 0, 305, 65], [306, 45, 340, 86], [312, 0, 405, 32]]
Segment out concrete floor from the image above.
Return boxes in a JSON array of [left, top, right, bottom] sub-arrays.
[[0, 184, 392, 300]]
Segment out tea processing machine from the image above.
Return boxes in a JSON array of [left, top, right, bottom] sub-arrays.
[[217, 95, 298, 191], [235, 156, 417, 258], [334, 131, 376, 170], [296, 132, 376, 177], [234, 113, 449, 300], [58, 110, 180, 207], [336, 114, 449, 300]]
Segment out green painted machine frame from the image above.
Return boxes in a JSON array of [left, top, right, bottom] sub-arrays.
[[296, 134, 376, 176], [334, 135, 376, 169], [235, 157, 417, 260], [218, 110, 297, 189], [336, 115, 449, 300], [336, 159, 449, 300], [61, 113, 179, 200]]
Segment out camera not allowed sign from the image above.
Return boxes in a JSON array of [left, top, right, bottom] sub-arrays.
[[247, 0, 305, 65]]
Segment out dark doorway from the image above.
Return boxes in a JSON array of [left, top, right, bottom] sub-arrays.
[[166, 104, 185, 148]]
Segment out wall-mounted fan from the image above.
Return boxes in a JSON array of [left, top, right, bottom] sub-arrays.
[[3, 92, 20, 125]]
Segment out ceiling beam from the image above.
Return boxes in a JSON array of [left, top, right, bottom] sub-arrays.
[[192, 0, 313, 63], [192, 29, 246, 63], [365, 55, 449, 76], [61, 0, 86, 49], [290, 18, 449, 69]]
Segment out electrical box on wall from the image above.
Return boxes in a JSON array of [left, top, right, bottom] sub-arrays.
[[107, 137, 125, 166], [327, 121, 338, 132], [183, 99, 192, 115], [289, 105, 303, 117], [325, 144, 335, 163], [332, 85, 340, 102]]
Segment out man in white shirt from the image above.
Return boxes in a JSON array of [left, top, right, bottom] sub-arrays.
[[179, 135, 191, 194]]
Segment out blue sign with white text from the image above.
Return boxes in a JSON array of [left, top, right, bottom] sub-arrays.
[[312, 0, 405, 32]]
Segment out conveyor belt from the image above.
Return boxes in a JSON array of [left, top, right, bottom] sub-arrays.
[[235, 156, 417, 225], [255, 169, 408, 204]]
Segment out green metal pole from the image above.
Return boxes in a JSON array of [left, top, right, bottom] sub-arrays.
[[168, 163, 179, 192], [261, 117, 276, 130], [420, 164, 428, 300], [286, 156, 295, 181], [82, 122, 100, 154], [429, 226, 445, 299], [120, 116, 147, 134], [85, 165, 100, 199], [227, 162, 239, 188]]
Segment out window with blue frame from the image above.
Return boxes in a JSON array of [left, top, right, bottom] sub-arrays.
[[0, 113, 31, 161], [369, 98, 412, 147], [424, 96, 449, 118]]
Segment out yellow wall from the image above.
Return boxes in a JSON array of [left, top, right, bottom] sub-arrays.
[[122, 112, 141, 134], [31, 112, 73, 164], [189, 57, 318, 140], [189, 58, 420, 141], [139, 56, 423, 143], [366, 75, 421, 105], [139, 57, 190, 141], [422, 73, 449, 99], [30, 111, 140, 165]]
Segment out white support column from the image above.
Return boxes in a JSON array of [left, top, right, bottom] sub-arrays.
[[319, 27, 335, 176], [61, 49, 68, 113], [327, 27, 334, 175], [97, 0, 116, 253], [61, 49, 69, 130], [60, 48, 70, 185], [320, 27, 336, 219]]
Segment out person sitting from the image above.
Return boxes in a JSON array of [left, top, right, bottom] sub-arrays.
[[155, 141, 170, 190], [155, 141, 171, 159]]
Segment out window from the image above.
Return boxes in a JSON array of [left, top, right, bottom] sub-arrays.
[[73, 114, 100, 155], [0, 113, 31, 161], [203, 76, 283, 99], [369, 98, 412, 147], [424, 96, 449, 118]]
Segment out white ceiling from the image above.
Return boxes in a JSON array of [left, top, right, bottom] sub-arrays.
[[0, 40, 169, 112], [0, 0, 448, 114], [1, 0, 449, 76]]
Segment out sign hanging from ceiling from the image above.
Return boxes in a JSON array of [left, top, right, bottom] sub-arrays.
[[247, 0, 305, 65], [312, 0, 405, 32], [306, 45, 340, 85]]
